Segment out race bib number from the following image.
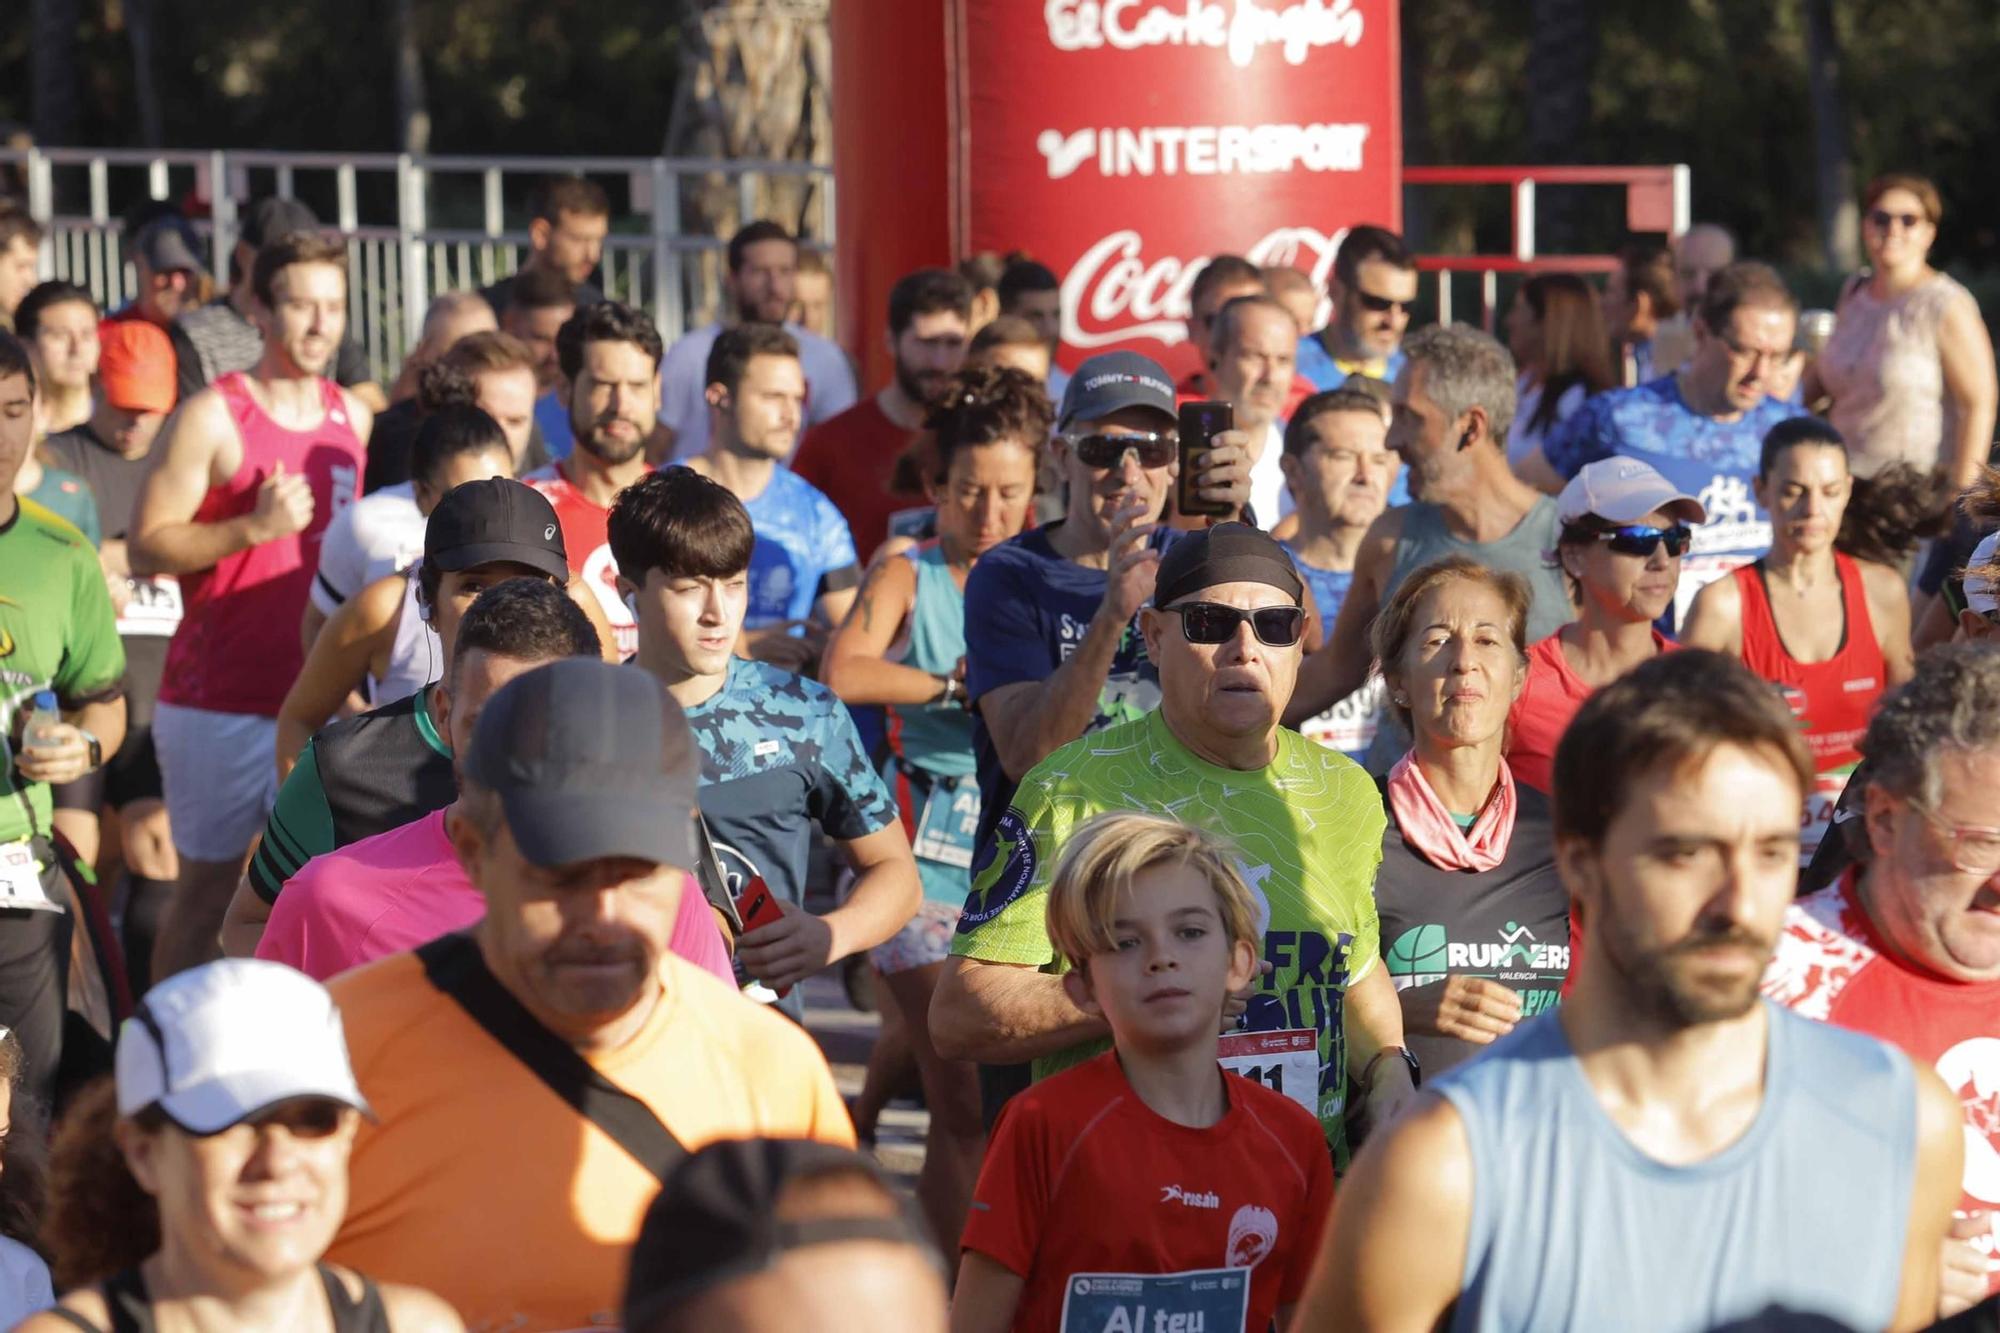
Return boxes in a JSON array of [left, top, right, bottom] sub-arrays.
[[911, 776, 981, 870], [1300, 675, 1385, 758], [1800, 766, 1854, 865], [1059, 1269, 1250, 1333], [1216, 1028, 1318, 1122], [115, 575, 183, 637], [0, 842, 59, 913]]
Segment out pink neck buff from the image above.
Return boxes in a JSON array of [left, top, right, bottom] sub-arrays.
[[1387, 750, 1519, 873]]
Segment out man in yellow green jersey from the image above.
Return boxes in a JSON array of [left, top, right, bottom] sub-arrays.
[[933, 522, 1415, 1165], [0, 331, 127, 1108]]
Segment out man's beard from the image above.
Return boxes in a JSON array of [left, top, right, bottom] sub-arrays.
[[1605, 920, 1774, 1028], [895, 357, 946, 407], [572, 403, 646, 465]]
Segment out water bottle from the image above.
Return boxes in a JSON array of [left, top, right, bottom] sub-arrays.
[[22, 691, 63, 760]]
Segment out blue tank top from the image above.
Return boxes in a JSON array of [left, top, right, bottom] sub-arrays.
[[1435, 1001, 1914, 1333], [889, 542, 975, 780]]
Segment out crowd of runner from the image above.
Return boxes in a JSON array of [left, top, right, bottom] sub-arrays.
[[0, 167, 1998, 1330]]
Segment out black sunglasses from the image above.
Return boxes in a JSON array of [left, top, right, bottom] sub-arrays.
[[1066, 431, 1176, 470], [1594, 523, 1693, 558], [1356, 291, 1416, 315], [1867, 209, 1925, 231], [1167, 601, 1306, 647]]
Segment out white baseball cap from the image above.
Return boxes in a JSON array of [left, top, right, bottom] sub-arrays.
[[1965, 531, 2000, 616], [116, 959, 371, 1133], [1557, 457, 1708, 527]]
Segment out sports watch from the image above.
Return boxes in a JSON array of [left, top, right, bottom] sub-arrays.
[[1360, 1044, 1421, 1093]]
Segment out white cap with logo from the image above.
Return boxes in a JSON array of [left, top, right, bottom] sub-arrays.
[[116, 959, 371, 1133], [1965, 531, 2000, 616], [1557, 457, 1709, 527]]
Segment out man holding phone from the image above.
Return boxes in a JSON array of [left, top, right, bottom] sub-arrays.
[[959, 351, 1253, 855], [606, 466, 920, 1020]]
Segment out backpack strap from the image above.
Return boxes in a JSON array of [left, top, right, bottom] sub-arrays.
[[413, 934, 687, 1183]]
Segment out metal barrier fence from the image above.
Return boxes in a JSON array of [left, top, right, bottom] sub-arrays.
[[1403, 164, 1692, 330], [2, 147, 835, 385]]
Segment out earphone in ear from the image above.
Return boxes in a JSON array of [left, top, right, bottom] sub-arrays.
[[1457, 426, 1476, 452], [623, 589, 639, 620]]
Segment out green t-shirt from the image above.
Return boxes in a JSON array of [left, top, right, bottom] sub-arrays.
[[0, 498, 126, 844], [952, 707, 1386, 1157]]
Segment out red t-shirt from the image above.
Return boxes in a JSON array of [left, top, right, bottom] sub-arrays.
[[790, 397, 920, 562], [1765, 876, 2000, 1293], [525, 462, 635, 656], [963, 1051, 1333, 1332], [1506, 630, 1678, 794]]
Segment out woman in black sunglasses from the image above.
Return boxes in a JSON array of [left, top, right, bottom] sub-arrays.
[[1805, 171, 1996, 490], [32, 961, 460, 1333], [1506, 456, 1706, 796], [1683, 417, 1921, 865]]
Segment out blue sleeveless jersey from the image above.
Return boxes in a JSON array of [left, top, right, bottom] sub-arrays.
[[1434, 1000, 1915, 1333]]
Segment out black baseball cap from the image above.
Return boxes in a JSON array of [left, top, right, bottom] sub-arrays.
[[464, 658, 701, 870], [622, 1138, 938, 1331], [240, 197, 321, 250], [1153, 521, 1304, 608], [132, 216, 203, 275], [1057, 350, 1177, 433], [424, 478, 570, 581]]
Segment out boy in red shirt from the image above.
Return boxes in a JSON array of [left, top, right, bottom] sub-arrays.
[[953, 812, 1335, 1333]]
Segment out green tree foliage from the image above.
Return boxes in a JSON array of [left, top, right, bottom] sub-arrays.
[[0, 0, 685, 156]]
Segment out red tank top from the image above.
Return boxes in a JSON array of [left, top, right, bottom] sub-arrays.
[[1732, 551, 1886, 775], [160, 373, 365, 716]]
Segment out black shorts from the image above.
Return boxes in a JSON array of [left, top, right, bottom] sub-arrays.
[[51, 724, 164, 815]]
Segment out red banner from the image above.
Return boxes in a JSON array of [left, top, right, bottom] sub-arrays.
[[953, 0, 1402, 373]]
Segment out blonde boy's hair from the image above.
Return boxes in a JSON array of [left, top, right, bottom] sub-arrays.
[[1045, 811, 1259, 971]]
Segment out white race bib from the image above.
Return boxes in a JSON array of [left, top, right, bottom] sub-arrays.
[[1216, 1028, 1318, 1122], [0, 842, 59, 913]]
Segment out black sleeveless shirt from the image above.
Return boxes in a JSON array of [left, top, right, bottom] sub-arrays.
[[46, 1264, 390, 1333]]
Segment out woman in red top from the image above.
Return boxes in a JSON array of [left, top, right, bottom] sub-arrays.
[[1683, 417, 1917, 859], [1505, 456, 1704, 793]]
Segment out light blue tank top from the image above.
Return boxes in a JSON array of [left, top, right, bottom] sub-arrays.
[[1387, 495, 1572, 644], [889, 542, 975, 780], [1436, 1001, 1914, 1333]]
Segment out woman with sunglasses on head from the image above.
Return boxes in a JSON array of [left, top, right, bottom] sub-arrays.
[[1368, 556, 1566, 1079], [1505, 457, 1705, 795], [27, 960, 461, 1333], [1683, 417, 1921, 861], [820, 365, 1043, 1253], [1805, 173, 1997, 489]]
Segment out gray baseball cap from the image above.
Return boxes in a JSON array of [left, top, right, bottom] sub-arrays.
[[240, 196, 322, 250], [132, 216, 204, 275], [464, 659, 701, 871], [1057, 350, 1177, 432]]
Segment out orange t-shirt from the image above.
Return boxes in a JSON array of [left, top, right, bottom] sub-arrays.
[[963, 1052, 1333, 1333], [326, 948, 854, 1332]]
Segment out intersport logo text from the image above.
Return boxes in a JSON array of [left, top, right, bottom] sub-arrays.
[[1045, 0, 1366, 70], [1061, 225, 1344, 349]]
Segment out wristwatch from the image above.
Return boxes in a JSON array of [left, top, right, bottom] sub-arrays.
[[933, 675, 966, 708], [77, 729, 102, 772], [1360, 1044, 1421, 1092]]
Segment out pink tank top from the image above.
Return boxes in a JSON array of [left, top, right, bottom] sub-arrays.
[[160, 373, 365, 716]]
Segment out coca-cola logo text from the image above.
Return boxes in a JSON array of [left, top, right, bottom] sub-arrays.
[[1060, 225, 1347, 349], [1045, 0, 1365, 70]]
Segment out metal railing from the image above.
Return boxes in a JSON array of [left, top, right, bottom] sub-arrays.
[[3, 146, 835, 384], [1404, 164, 1692, 329]]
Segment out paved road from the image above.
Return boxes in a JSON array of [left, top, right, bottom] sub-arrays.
[[800, 970, 928, 1193]]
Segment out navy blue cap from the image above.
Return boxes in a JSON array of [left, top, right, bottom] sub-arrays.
[[1057, 350, 1177, 432]]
